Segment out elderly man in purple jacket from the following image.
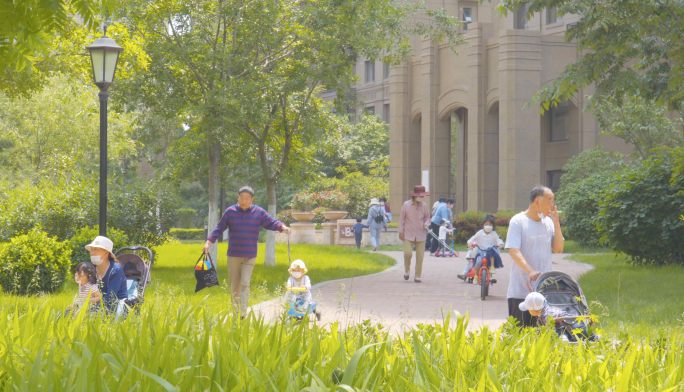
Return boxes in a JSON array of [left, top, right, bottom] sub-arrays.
[[203, 186, 291, 315]]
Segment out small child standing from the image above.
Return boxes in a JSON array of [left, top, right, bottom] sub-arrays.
[[286, 259, 313, 313], [437, 219, 454, 256], [68, 262, 101, 315], [351, 217, 368, 249]]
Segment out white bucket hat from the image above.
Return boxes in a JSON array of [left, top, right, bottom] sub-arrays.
[[85, 236, 114, 253], [369, 198, 380, 206], [289, 259, 308, 273], [519, 292, 546, 311]]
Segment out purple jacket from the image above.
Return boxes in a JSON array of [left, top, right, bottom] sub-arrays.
[[207, 204, 284, 258]]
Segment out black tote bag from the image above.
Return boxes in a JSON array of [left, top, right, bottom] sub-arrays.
[[195, 252, 219, 292]]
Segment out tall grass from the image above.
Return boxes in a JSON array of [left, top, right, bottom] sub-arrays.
[[3, 299, 684, 391]]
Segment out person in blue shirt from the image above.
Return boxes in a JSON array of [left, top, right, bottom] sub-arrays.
[[429, 198, 454, 256], [85, 236, 128, 315], [351, 217, 368, 249]]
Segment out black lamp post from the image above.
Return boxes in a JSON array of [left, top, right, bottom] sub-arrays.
[[86, 25, 123, 237]]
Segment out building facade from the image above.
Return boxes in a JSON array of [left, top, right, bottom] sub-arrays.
[[323, 0, 632, 214]]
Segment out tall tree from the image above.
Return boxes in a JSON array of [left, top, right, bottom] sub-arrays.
[[117, 0, 462, 265], [496, 0, 684, 111]]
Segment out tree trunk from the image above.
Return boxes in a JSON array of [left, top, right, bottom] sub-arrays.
[[264, 179, 277, 266], [207, 137, 221, 265]]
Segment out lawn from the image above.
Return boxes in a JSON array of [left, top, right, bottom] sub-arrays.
[[0, 242, 396, 311], [574, 252, 684, 336]]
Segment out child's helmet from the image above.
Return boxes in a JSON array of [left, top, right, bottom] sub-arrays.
[[289, 259, 308, 273]]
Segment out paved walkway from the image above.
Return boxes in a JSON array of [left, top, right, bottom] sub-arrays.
[[251, 250, 593, 333]]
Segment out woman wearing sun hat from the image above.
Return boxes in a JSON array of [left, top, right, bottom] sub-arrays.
[[366, 198, 387, 251], [85, 236, 128, 314], [398, 185, 431, 283]]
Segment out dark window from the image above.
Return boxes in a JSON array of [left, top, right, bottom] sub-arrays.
[[547, 170, 563, 193], [383, 62, 390, 79], [515, 2, 530, 30], [365, 61, 375, 83], [462, 8, 472, 30], [566, 22, 577, 30], [547, 7, 563, 24], [383, 104, 390, 123], [549, 101, 569, 141], [366, 106, 375, 115]]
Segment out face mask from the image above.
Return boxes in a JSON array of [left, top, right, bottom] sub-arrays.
[[91, 255, 103, 265], [380, 202, 385, 206], [484, 225, 493, 233], [416, 197, 424, 202], [537, 201, 545, 220], [291, 271, 303, 279]]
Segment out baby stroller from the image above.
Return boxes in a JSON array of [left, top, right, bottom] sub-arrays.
[[534, 271, 597, 342], [115, 246, 153, 317]]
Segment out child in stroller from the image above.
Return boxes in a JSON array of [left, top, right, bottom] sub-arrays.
[[285, 260, 321, 321], [115, 246, 153, 311], [521, 271, 598, 342]]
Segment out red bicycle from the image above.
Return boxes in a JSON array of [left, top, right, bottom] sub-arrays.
[[465, 243, 497, 300]]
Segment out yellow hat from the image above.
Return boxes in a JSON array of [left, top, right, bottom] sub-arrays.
[[288, 259, 308, 273]]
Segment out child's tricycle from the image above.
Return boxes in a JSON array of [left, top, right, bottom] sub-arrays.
[[285, 286, 321, 321]]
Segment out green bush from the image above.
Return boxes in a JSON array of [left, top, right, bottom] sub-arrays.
[[597, 150, 684, 265], [68, 226, 129, 273], [0, 229, 72, 295], [176, 207, 197, 229], [0, 177, 177, 249], [170, 228, 206, 240], [452, 210, 517, 243], [276, 209, 294, 226], [495, 226, 508, 242]]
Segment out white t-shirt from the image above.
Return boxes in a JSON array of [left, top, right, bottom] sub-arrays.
[[505, 212, 556, 299], [438, 225, 453, 240], [286, 275, 312, 304], [467, 229, 504, 249]]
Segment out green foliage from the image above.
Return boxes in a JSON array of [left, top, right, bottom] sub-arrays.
[[558, 147, 626, 247], [276, 209, 294, 227], [494, 226, 508, 242], [0, 177, 177, 249], [290, 191, 319, 212], [496, 0, 684, 111], [0, 228, 71, 295], [68, 226, 129, 274], [175, 208, 197, 229], [597, 149, 684, 265], [318, 190, 350, 211], [593, 96, 683, 158], [452, 210, 518, 243], [170, 228, 205, 241]]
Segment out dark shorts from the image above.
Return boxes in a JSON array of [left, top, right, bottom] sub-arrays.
[[508, 298, 538, 328]]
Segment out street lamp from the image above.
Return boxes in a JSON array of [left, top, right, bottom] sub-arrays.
[[87, 24, 123, 237]]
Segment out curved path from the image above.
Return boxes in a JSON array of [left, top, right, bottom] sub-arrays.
[[251, 251, 593, 332]]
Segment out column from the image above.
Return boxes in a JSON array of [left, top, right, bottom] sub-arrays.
[[389, 62, 413, 212], [466, 22, 486, 211], [498, 29, 542, 210]]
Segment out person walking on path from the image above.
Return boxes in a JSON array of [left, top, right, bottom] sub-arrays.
[[429, 198, 454, 256], [426, 195, 446, 251], [351, 217, 368, 249], [398, 185, 431, 283], [505, 185, 564, 327], [379, 196, 392, 230], [203, 186, 292, 316], [366, 198, 387, 251]]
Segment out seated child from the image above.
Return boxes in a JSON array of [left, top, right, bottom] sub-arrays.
[[67, 262, 101, 315], [519, 292, 591, 342], [351, 217, 368, 249], [437, 219, 454, 256], [459, 214, 504, 284], [286, 259, 313, 313]]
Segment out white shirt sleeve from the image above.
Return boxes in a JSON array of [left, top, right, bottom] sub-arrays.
[[304, 275, 311, 290], [505, 216, 523, 249]]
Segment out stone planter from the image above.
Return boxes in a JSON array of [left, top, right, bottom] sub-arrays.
[[322, 210, 348, 222], [291, 211, 316, 222]]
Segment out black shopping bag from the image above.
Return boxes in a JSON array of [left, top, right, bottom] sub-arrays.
[[195, 252, 219, 292]]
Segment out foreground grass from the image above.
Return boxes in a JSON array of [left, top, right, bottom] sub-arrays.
[[575, 253, 684, 336], [3, 300, 684, 391], [0, 243, 395, 310]]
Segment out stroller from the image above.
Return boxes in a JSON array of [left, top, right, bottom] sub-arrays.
[[115, 246, 153, 317], [534, 271, 597, 342]]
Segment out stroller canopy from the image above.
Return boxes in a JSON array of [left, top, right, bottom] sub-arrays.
[[535, 271, 588, 317], [118, 253, 151, 287]]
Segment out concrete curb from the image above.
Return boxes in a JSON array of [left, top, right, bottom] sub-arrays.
[[249, 251, 402, 313]]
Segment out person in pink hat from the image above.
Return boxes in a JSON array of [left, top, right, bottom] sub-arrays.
[[398, 185, 431, 283]]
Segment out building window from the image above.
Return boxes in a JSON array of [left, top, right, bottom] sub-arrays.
[[549, 101, 569, 141], [383, 62, 390, 79], [365, 60, 375, 83], [547, 170, 563, 193], [515, 2, 530, 30], [383, 104, 390, 123], [547, 7, 563, 24], [566, 22, 577, 30], [366, 106, 375, 115], [462, 8, 472, 30]]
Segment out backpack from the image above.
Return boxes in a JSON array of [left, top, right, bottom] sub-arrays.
[[372, 208, 385, 224]]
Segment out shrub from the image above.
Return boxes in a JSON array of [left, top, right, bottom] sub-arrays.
[[311, 207, 328, 225], [290, 191, 319, 212], [319, 189, 350, 211], [0, 228, 72, 295], [68, 226, 130, 274], [597, 150, 684, 265], [170, 228, 206, 241], [176, 208, 197, 228], [495, 226, 508, 242], [276, 209, 294, 226]]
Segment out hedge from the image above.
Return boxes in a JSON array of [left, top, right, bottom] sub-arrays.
[[170, 228, 206, 240]]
